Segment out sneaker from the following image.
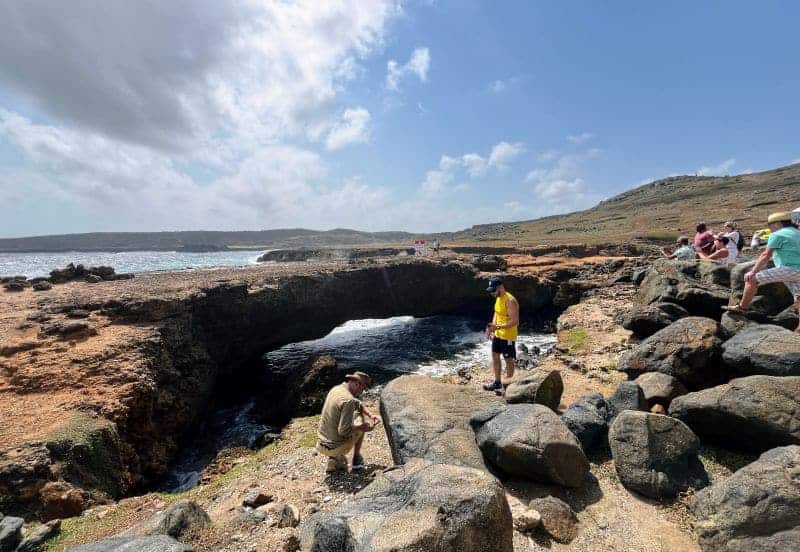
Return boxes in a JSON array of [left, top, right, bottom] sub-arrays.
[[483, 380, 502, 391], [722, 304, 746, 313], [352, 454, 365, 469]]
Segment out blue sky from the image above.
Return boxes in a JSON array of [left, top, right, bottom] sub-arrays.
[[0, 1, 798, 237]]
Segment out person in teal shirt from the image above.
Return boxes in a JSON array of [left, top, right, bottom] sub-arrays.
[[726, 211, 800, 333]]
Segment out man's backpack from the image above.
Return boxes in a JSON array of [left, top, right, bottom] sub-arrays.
[[737, 232, 745, 251]]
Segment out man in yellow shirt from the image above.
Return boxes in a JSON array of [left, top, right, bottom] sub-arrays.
[[316, 371, 380, 473], [483, 276, 520, 393]]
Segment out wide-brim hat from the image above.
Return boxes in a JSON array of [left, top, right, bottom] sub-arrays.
[[767, 212, 793, 223], [345, 371, 372, 387]]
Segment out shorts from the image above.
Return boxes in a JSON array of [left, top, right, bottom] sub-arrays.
[[491, 337, 517, 359], [756, 266, 800, 298]]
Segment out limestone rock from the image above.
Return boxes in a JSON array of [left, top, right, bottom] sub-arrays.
[[634, 372, 688, 407], [0, 516, 23, 552], [380, 375, 502, 470], [669, 376, 800, 453], [721, 324, 800, 377], [66, 535, 193, 552], [504, 369, 563, 410], [620, 302, 689, 338], [690, 445, 800, 552], [125, 500, 210, 538], [608, 381, 648, 416], [562, 393, 614, 452], [470, 404, 588, 487], [617, 317, 724, 389], [300, 459, 513, 552], [609, 411, 708, 499], [529, 496, 578, 544]]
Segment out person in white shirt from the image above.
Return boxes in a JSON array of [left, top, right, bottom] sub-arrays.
[[723, 222, 742, 252]]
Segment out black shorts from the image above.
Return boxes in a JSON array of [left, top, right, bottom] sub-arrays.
[[491, 337, 516, 359]]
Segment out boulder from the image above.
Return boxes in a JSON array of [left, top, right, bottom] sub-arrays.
[[85, 274, 103, 284], [32, 281, 52, 292], [634, 372, 688, 407], [300, 459, 512, 552], [731, 260, 794, 316], [721, 324, 800, 377], [562, 393, 614, 452], [719, 311, 758, 338], [608, 411, 708, 499], [617, 317, 724, 389], [771, 305, 800, 331], [380, 375, 502, 470], [690, 445, 800, 552], [512, 508, 541, 532], [638, 260, 729, 318], [3, 280, 29, 292], [504, 369, 563, 410], [669, 376, 800, 453], [0, 516, 23, 552], [242, 490, 273, 508], [470, 404, 588, 487], [124, 500, 209, 538], [66, 536, 193, 552], [608, 381, 648, 415], [528, 496, 578, 544], [620, 302, 690, 338], [16, 520, 61, 552]]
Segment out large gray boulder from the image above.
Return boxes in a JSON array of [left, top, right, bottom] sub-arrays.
[[300, 459, 512, 552], [470, 404, 588, 487], [690, 445, 800, 552], [608, 411, 708, 499], [618, 317, 724, 389], [635, 372, 688, 408], [562, 393, 614, 452], [620, 302, 690, 338], [670, 376, 800, 453], [380, 375, 502, 470], [721, 324, 800, 377], [66, 536, 193, 552], [731, 260, 794, 316], [123, 500, 210, 539], [608, 381, 648, 415], [638, 260, 730, 318], [504, 369, 563, 410], [0, 516, 23, 552]]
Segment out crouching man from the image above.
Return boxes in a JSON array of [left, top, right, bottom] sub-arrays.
[[316, 371, 380, 473]]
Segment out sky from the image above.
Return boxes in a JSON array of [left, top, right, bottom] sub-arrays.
[[0, 1, 799, 238]]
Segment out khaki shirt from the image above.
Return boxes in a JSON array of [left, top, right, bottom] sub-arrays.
[[317, 383, 361, 449]]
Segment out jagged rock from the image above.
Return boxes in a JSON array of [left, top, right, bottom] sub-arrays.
[[528, 496, 578, 544], [242, 490, 273, 508], [562, 393, 614, 452], [0, 443, 52, 512], [620, 302, 690, 338], [638, 260, 729, 318], [609, 411, 707, 499], [634, 372, 688, 407], [473, 255, 508, 272], [66, 535, 193, 552], [380, 375, 502, 470], [16, 520, 61, 552], [608, 381, 648, 415], [617, 317, 724, 389], [721, 324, 800, 377], [125, 500, 209, 538], [32, 281, 52, 292], [470, 404, 588, 487], [0, 516, 23, 552], [300, 459, 512, 552], [690, 445, 800, 552], [669, 375, 800, 453], [504, 370, 563, 410]]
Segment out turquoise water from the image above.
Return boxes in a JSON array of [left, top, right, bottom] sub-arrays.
[[0, 250, 265, 278]]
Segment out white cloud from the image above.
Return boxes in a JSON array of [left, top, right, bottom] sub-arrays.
[[696, 158, 735, 176], [567, 132, 594, 145], [488, 141, 525, 169], [325, 107, 371, 150], [790, 158, 800, 165], [487, 75, 523, 94], [525, 149, 602, 212], [419, 140, 526, 195], [386, 47, 430, 91]]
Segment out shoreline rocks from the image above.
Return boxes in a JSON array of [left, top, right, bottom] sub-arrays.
[[721, 324, 800, 377], [504, 369, 563, 410]]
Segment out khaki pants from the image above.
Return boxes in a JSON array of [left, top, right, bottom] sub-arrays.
[[316, 428, 364, 458]]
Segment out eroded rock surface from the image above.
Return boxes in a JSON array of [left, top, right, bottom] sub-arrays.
[[721, 324, 800, 377], [620, 302, 689, 338], [66, 535, 193, 552], [504, 369, 563, 410]]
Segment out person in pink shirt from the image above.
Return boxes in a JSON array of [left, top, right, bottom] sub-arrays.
[[694, 222, 715, 255]]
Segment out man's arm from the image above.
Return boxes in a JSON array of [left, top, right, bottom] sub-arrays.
[[745, 248, 774, 282], [359, 402, 379, 424]]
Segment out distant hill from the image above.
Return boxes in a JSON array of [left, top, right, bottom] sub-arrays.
[[0, 228, 414, 253], [445, 163, 800, 245]]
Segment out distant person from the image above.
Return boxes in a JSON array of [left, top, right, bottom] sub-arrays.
[[723, 221, 744, 251], [316, 372, 380, 473], [696, 235, 735, 265], [726, 212, 800, 334], [694, 222, 715, 255], [483, 276, 519, 393], [661, 237, 696, 261], [432, 239, 441, 255]]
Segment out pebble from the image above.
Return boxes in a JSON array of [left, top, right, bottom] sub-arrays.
[[323, 496, 333, 503]]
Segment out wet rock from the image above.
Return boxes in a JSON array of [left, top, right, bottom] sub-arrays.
[[470, 404, 588, 487], [16, 519, 61, 552], [634, 372, 688, 408], [669, 376, 800, 453], [32, 281, 52, 292], [721, 324, 800, 377], [513, 508, 541, 532], [620, 302, 690, 338], [690, 445, 800, 552], [66, 535, 193, 552], [528, 496, 578, 544], [380, 375, 502, 470], [609, 411, 708, 499], [242, 490, 273, 508], [300, 459, 512, 552], [125, 500, 209, 538], [562, 393, 614, 452], [617, 317, 724, 389], [608, 381, 648, 416], [0, 515, 23, 552], [504, 369, 563, 410]]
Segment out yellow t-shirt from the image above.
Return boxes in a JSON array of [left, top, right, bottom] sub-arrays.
[[494, 291, 518, 341]]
